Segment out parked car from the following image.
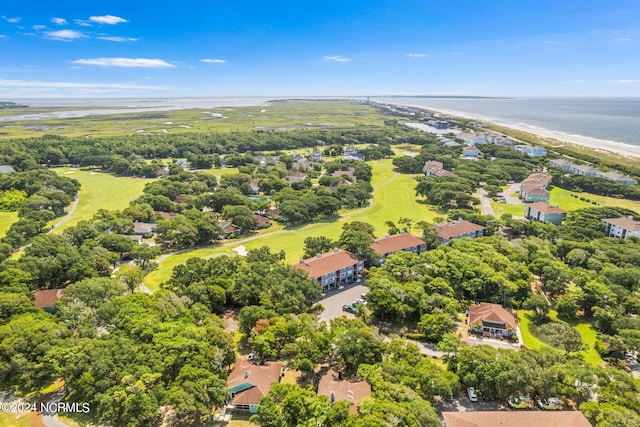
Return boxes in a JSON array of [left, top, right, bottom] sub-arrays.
[[538, 397, 563, 410], [342, 304, 356, 314], [467, 387, 478, 402], [508, 396, 534, 409], [355, 298, 367, 305]]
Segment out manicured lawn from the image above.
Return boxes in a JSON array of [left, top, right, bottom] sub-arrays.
[[0, 211, 18, 237], [548, 187, 596, 211], [490, 201, 524, 217], [144, 159, 441, 289], [50, 168, 152, 233], [518, 310, 603, 367]]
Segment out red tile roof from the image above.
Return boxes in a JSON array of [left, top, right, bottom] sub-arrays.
[[520, 184, 550, 195], [34, 289, 64, 309], [317, 368, 371, 414], [292, 249, 362, 278], [370, 233, 425, 255], [603, 216, 640, 231], [526, 202, 566, 214], [442, 411, 592, 427], [521, 173, 552, 188], [436, 220, 484, 239], [227, 358, 282, 406], [469, 302, 517, 331]]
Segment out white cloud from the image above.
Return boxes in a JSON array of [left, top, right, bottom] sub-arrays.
[[0, 35, 6, 39], [322, 55, 351, 62], [97, 36, 138, 42], [201, 58, 227, 63], [571, 79, 586, 83], [406, 53, 428, 58], [0, 79, 166, 90], [611, 79, 640, 83], [89, 15, 128, 25], [1, 16, 21, 24], [614, 38, 632, 42], [71, 57, 175, 68], [33, 25, 47, 30], [44, 29, 88, 40], [74, 19, 92, 27], [51, 17, 68, 25]]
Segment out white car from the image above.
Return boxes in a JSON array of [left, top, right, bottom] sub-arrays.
[[467, 387, 478, 402]]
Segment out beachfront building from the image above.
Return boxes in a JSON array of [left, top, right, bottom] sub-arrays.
[[459, 132, 487, 146], [292, 249, 364, 291], [435, 219, 485, 245], [370, 232, 427, 264], [525, 202, 567, 225], [514, 145, 547, 157], [462, 146, 482, 159], [603, 216, 640, 240], [343, 146, 365, 162], [549, 159, 637, 185]]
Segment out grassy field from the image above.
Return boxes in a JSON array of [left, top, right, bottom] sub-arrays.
[[518, 310, 603, 367], [0, 412, 32, 427], [144, 159, 441, 290], [490, 201, 524, 217], [548, 187, 597, 211], [0, 101, 386, 139], [50, 168, 151, 233], [0, 211, 19, 237]]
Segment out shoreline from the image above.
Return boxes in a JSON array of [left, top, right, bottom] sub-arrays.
[[395, 102, 640, 159]]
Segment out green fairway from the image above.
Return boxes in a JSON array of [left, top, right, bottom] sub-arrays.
[[0, 101, 387, 139], [144, 158, 440, 290], [571, 322, 604, 366], [50, 168, 151, 233], [517, 311, 548, 350], [0, 211, 19, 237]]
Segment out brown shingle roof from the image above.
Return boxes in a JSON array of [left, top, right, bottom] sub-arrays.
[[34, 289, 64, 309], [604, 216, 640, 231], [521, 186, 550, 195], [292, 249, 362, 278], [442, 411, 592, 427], [521, 173, 552, 187], [469, 302, 517, 331], [436, 220, 485, 239], [370, 233, 425, 256], [227, 358, 282, 406], [317, 368, 371, 414], [526, 202, 566, 214]]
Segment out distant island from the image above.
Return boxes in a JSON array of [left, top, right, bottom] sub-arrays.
[[0, 101, 29, 109]]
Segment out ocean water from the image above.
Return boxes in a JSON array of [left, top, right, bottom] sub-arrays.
[[375, 97, 640, 149]]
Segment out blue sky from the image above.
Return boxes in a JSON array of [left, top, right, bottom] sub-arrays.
[[1, 0, 640, 98]]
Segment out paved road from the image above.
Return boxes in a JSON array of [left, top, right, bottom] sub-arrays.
[[42, 415, 72, 427], [499, 183, 523, 204], [478, 188, 494, 216], [318, 284, 368, 324]]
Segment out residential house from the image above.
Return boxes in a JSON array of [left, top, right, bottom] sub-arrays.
[[258, 156, 267, 167], [311, 150, 322, 162], [462, 146, 482, 159], [435, 219, 485, 245], [343, 146, 365, 161], [284, 172, 308, 185], [152, 211, 178, 221], [265, 206, 283, 220], [34, 289, 64, 313], [514, 145, 547, 157], [175, 159, 189, 170], [219, 220, 241, 238], [429, 120, 448, 129], [603, 216, 640, 239], [370, 233, 427, 264], [226, 357, 283, 414], [253, 215, 272, 229], [422, 160, 458, 177], [549, 158, 572, 170], [332, 167, 357, 183], [468, 302, 517, 338], [292, 153, 304, 162], [292, 249, 364, 291], [0, 165, 16, 174], [249, 179, 260, 195], [123, 235, 143, 244], [459, 132, 487, 146], [525, 202, 567, 225], [133, 221, 157, 237], [317, 368, 371, 414], [442, 411, 592, 427]]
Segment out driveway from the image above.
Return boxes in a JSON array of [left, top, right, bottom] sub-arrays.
[[478, 188, 494, 216], [499, 183, 522, 204], [318, 284, 368, 324], [437, 396, 508, 414], [465, 335, 520, 351]]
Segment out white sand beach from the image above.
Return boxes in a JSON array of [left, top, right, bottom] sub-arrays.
[[400, 103, 640, 159]]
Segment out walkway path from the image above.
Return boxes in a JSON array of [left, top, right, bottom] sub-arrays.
[[49, 195, 80, 232]]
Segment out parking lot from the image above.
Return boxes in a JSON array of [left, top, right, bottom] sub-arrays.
[[318, 283, 368, 324]]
